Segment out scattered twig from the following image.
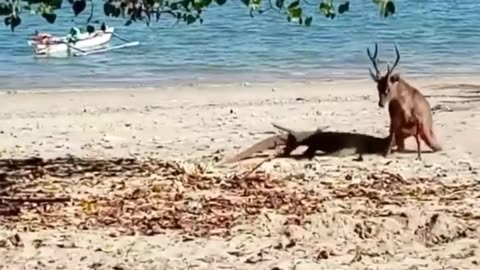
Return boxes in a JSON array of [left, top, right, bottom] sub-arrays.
[[238, 155, 277, 180], [0, 155, 476, 240], [125, 240, 137, 258], [0, 206, 20, 216], [0, 196, 71, 203], [380, 170, 409, 184], [348, 246, 363, 265]]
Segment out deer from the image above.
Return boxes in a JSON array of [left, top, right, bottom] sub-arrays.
[[366, 43, 442, 160]]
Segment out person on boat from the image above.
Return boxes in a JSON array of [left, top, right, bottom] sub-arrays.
[[32, 31, 54, 45], [66, 25, 100, 43]]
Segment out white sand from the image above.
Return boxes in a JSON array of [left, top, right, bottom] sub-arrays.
[[1, 77, 480, 269]]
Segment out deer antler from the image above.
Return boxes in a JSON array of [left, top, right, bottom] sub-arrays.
[[387, 43, 401, 75], [367, 43, 380, 81]]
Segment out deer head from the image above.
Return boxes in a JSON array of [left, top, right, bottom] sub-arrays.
[[367, 43, 401, 108]]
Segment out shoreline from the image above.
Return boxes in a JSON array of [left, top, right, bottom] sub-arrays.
[[2, 72, 480, 93], [0, 74, 480, 95]]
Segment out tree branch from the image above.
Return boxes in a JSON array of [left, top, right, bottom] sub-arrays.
[[261, 0, 283, 15], [87, 0, 94, 24]]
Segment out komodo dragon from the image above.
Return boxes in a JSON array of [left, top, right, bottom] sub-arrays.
[[271, 123, 392, 161], [222, 123, 392, 163], [221, 127, 322, 164]]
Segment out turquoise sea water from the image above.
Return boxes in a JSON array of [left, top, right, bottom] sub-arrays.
[[0, 0, 479, 89]]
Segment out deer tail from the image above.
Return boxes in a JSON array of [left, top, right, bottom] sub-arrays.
[[422, 128, 442, 152]]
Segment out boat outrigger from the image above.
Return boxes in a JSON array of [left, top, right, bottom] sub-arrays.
[[27, 24, 139, 57]]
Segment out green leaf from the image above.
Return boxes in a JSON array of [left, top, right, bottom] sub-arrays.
[[4, 16, 10, 26], [203, 0, 212, 6], [305, 16, 312, 26], [103, 2, 115, 16], [135, 6, 143, 20], [186, 14, 196, 24], [44, 0, 63, 9], [240, 0, 249, 6], [0, 3, 11, 16], [385, 1, 395, 16], [320, 0, 336, 17], [180, 0, 190, 9], [374, 0, 395, 17], [86, 25, 94, 33], [25, 0, 61, 9], [275, 0, 284, 9], [129, 11, 137, 22], [288, 6, 301, 18], [287, 0, 299, 9], [338, 1, 349, 14], [249, 0, 260, 9], [72, 0, 86, 16], [127, 6, 135, 16], [41, 12, 56, 23], [112, 7, 121, 17], [10, 15, 21, 31], [288, 0, 301, 19], [215, 0, 227, 6], [193, 0, 205, 9]]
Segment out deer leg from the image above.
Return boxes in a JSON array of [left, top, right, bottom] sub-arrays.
[[384, 120, 398, 157], [394, 133, 406, 152], [414, 121, 423, 161], [384, 131, 396, 157]]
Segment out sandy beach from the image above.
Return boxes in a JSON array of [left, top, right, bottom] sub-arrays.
[[1, 77, 480, 270]]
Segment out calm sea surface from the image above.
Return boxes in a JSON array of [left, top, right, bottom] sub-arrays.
[[0, 0, 479, 89]]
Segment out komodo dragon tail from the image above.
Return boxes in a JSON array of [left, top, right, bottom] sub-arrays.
[[271, 122, 328, 141], [221, 134, 287, 164], [271, 123, 296, 134]]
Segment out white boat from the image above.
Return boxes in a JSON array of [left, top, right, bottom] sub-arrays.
[[27, 26, 137, 57]]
